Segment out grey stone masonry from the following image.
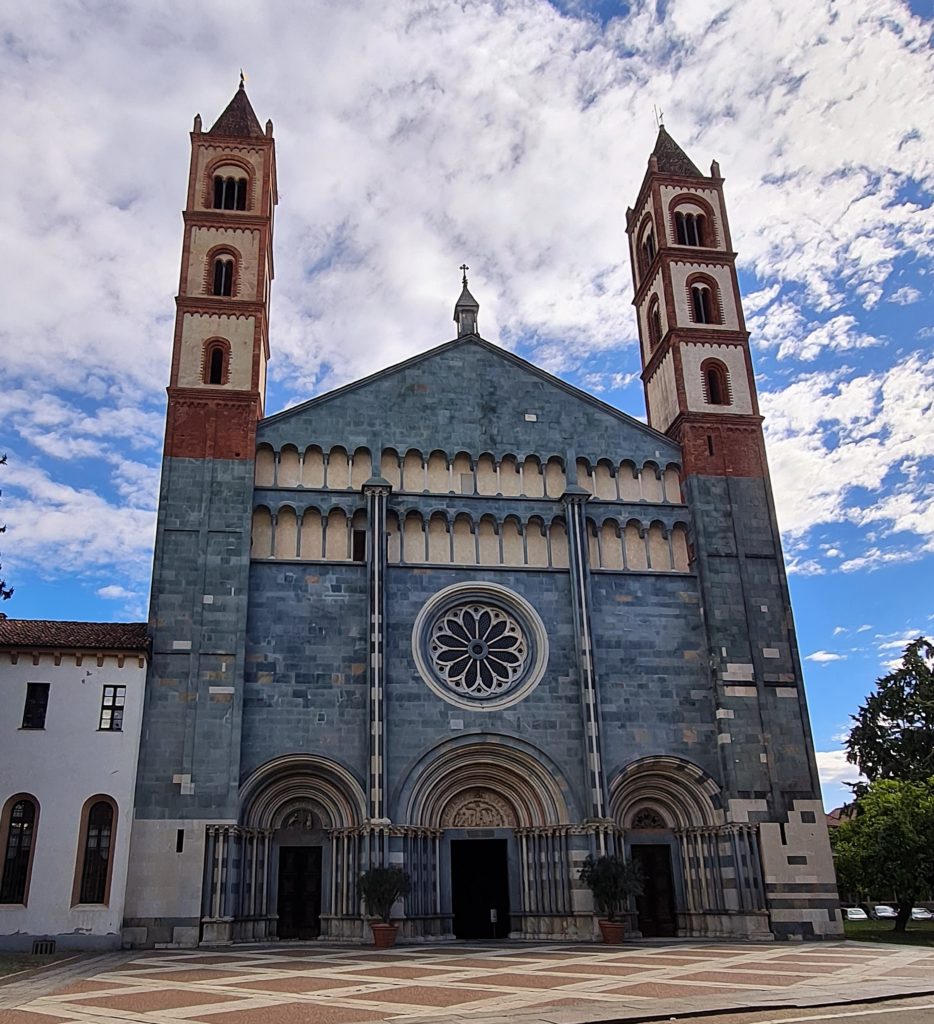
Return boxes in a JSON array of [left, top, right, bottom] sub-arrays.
[[135, 456, 254, 819]]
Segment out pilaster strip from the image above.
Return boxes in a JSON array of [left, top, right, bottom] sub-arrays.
[[562, 490, 608, 822]]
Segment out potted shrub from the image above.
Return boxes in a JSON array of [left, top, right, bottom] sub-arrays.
[[359, 866, 411, 948], [579, 853, 644, 943]]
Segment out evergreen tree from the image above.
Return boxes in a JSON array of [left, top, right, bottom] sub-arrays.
[[846, 637, 934, 789]]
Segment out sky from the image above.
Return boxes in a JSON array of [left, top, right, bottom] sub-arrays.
[[1, 0, 931, 811]]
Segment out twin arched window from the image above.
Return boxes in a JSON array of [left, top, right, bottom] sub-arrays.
[[213, 175, 247, 210], [675, 210, 707, 247], [0, 798, 36, 904], [688, 280, 722, 325], [640, 228, 657, 276], [701, 359, 731, 406], [212, 257, 234, 297]]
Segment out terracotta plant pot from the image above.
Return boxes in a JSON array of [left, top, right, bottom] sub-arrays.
[[598, 919, 626, 944], [370, 922, 399, 948]]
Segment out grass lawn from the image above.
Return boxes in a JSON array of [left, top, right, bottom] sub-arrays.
[[844, 919, 934, 946], [0, 953, 72, 980]]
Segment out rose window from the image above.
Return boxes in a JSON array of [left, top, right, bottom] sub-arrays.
[[428, 604, 528, 697]]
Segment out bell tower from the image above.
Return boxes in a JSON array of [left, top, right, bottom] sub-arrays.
[[125, 82, 277, 948], [625, 129, 839, 942], [165, 77, 277, 460], [626, 126, 765, 479]]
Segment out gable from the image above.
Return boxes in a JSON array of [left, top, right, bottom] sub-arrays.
[[258, 337, 680, 467]]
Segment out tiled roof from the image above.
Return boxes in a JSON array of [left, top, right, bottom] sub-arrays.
[[652, 126, 704, 178], [209, 81, 264, 138], [0, 619, 149, 651]]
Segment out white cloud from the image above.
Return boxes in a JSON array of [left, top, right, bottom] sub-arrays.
[[889, 286, 921, 305], [832, 626, 847, 636], [815, 749, 863, 797], [805, 650, 846, 663], [2, 464, 156, 582], [762, 351, 934, 552], [751, 310, 881, 362], [856, 624, 873, 632], [0, 0, 931, 591], [97, 585, 137, 601], [876, 630, 926, 652]]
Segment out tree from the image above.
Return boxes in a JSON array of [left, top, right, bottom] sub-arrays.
[[846, 637, 934, 790], [831, 778, 934, 931], [579, 853, 644, 922], [0, 454, 12, 613]]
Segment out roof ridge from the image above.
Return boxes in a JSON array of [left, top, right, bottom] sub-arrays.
[[208, 81, 264, 138], [259, 335, 676, 447]]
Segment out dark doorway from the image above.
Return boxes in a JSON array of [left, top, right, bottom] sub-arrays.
[[451, 839, 510, 940], [631, 844, 677, 937], [276, 846, 322, 939]]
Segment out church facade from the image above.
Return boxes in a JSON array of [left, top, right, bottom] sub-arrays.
[[122, 83, 842, 948]]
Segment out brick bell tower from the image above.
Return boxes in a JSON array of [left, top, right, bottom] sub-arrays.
[[165, 76, 276, 457], [627, 128, 841, 939], [125, 81, 277, 948]]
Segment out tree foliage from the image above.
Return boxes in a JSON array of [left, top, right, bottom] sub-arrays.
[[831, 778, 934, 931], [846, 637, 934, 789], [579, 854, 644, 922], [0, 454, 12, 612]]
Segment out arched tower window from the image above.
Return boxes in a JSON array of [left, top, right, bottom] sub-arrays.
[[213, 175, 247, 211], [687, 277, 721, 325], [209, 347, 225, 384], [0, 798, 37, 904], [675, 211, 707, 246], [77, 799, 115, 905], [202, 339, 230, 386], [212, 257, 234, 296], [641, 230, 656, 274], [648, 297, 662, 348], [701, 359, 732, 406]]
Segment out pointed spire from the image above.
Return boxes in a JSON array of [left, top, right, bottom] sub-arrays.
[[453, 264, 480, 337], [208, 76, 264, 138], [650, 125, 704, 178]]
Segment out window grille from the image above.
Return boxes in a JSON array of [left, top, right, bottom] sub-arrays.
[[79, 801, 113, 904], [98, 686, 126, 731], [0, 800, 37, 903]]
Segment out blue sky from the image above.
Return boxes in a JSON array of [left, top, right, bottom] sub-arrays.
[[1, 0, 931, 810]]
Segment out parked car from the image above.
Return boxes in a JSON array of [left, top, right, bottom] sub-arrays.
[[874, 905, 897, 919], [911, 907, 933, 920], [845, 907, 869, 920]]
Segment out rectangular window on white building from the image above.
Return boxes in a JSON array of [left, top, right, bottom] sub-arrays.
[[98, 685, 126, 731], [22, 683, 50, 729]]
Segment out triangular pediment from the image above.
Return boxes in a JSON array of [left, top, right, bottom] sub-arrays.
[[258, 336, 679, 467]]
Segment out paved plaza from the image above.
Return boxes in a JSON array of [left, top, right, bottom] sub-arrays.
[[2, 941, 933, 1024]]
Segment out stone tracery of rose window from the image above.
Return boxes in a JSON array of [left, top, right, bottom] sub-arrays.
[[428, 603, 528, 697]]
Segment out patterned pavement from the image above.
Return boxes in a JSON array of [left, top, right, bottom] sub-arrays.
[[2, 941, 934, 1024]]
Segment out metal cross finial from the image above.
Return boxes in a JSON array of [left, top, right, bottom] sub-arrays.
[[240, 68, 246, 88], [459, 263, 469, 286], [654, 104, 665, 128]]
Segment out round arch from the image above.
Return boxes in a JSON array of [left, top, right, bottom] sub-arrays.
[[397, 735, 576, 828], [609, 755, 723, 829], [239, 754, 366, 830]]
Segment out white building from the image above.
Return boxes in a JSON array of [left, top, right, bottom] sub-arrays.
[[0, 620, 148, 951]]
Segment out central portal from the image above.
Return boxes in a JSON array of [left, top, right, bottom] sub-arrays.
[[631, 844, 677, 937], [276, 846, 322, 939], [450, 838, 510, 940]]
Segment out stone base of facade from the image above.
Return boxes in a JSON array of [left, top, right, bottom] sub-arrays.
[[122, 918, 202, 949], [0, 931, 125, 953]]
